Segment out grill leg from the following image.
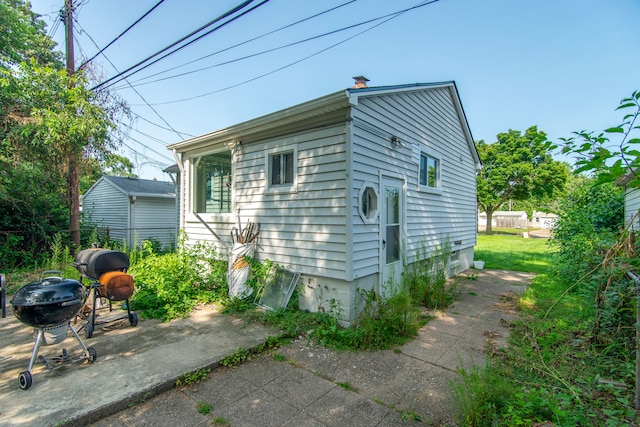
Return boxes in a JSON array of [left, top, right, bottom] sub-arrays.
[[27, 329, 44, 372], [68, 322, 89, 354], [90, 284, 98, 327]]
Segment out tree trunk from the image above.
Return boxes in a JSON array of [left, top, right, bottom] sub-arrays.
[[485, 210, 494, 235], [68, 150, 80, 251], [65, 0, 79, 251]]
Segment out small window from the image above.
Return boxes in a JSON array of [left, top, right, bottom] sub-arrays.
[[419, 153, 440, 188], [194, 151, 232, 214], [358, 183, 378, 223], [270, 151, 294, 186]]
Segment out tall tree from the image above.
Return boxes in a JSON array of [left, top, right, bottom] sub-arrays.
[[0, 0, 125, 266], [477, 126, 568, 234]]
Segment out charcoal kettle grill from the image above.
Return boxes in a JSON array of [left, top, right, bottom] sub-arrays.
[[10, 271, 97, 390], [73, 248, 138, 338]]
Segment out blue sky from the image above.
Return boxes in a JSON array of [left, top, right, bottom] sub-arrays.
[[30, 0, 640, 181]]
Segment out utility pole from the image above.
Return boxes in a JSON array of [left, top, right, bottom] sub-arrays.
[[63, 0, 81, 250]]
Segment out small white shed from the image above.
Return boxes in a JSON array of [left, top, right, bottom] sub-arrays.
[[530, 211, 559, 229], [478, 211, 528, 229], [168, 79, 481, 321], [82, 175, 177, 250], [616, 171, 640, 229]]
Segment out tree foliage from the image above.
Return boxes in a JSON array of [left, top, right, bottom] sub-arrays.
[[549, 180, 625, 285], [0, 0, 127, 268], [476, 126, 568, 234], [559, 91, 640, 187]]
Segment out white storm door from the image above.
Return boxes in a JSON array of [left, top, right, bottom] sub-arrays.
[[381, 176, 404, 295]]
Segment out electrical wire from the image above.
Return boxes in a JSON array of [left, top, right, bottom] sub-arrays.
[[118, 0, 357, 88], [91, 0, 261, 91], [129, 110, 195, 138], [109, 130, 173, 168], [74, 19, 189, 141], [96, 0, 272, 92], [119, 126, 174, 161], [47, 9, 63, 38], [77, 0, 166, 70], [143, 0, 442, 106], [114, 1, 419, 91]]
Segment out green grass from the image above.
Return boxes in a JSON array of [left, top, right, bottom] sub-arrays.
[[474, 234, 553, 274], [452, 233, 637, 426]]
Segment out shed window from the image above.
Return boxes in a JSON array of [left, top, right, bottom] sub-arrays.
[[194, 151, 232, 214], [270, 151, 294, 186], [419, 153, 440, 188]]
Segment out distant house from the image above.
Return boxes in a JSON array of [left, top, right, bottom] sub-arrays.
[[82, 175, 177, 249], [616, 171, 640, 229], [167, 79, 481, 321], [478, 211, 528, 229], [530, 211, 559, 229]]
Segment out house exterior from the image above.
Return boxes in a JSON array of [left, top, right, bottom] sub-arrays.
[[615, 171, 640, 229], [624, 188, 640, 228], [82, 175, 177, 250], [530, 211, 559, 229], [167, 80, 481, 321]]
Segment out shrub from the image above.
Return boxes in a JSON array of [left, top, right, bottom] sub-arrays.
[[129, 239, 227, 320], [549, 181, 624, 288]]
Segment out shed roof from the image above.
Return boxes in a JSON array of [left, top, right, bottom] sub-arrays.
[[479, 211, 528, 217], [100, 175, 175, 197], [167, 81, 480, 168]]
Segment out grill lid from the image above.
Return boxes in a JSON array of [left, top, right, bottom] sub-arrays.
[[11, 275, 85, 307], [74, 249, 130, 280]]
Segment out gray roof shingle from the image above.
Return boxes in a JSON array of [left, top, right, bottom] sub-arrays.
[[103, 175, 175, 196]]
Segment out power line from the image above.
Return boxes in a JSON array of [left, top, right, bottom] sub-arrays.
[[47, 9, 63, 38], [115, 1, 417, 91], [74, 19, 189, 141], [109, 130, 173, 167], [91, 0, 261, 91], [143, 0, 442, 106], [129, 110, 195, 138], [97, 0, 272, 92], [117, 0, 357, 89], [77, 0, 166, 70], [120, 129, 174, 162]]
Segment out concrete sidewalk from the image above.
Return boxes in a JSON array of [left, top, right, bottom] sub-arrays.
[[0, 269, 532, 426]]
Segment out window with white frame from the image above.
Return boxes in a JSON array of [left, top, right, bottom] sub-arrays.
[[358, 183, 379, 224], [419, 152, 440, 189], [269, 151, 294, 187], [194, 150, 232, 214]]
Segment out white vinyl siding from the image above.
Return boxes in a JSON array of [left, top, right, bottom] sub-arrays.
[[81, 177, 177, 250], [182, 125, 349, 280], [133, 197, 177, 249], [625, 187, 640, 228], [82, 180, 129, 244], [350, 86, 477, 278], [173, 82, 478, 319]]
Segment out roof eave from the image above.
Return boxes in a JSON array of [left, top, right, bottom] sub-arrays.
[[167, 90, 350, 152], [128, 192, 176, 198]]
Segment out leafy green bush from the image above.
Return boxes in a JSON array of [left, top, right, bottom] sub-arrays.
[[549, 181, 624, 288], [129, 239, 227, 321]]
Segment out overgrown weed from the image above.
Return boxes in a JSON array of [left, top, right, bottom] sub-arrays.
[[460, 229, 637, 426], [404, 238, 458, 309]]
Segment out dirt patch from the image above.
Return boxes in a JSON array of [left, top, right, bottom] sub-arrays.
[[492, 291, 521, 314]]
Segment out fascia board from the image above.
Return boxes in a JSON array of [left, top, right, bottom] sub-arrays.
[[167, 91, 349, 152]]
